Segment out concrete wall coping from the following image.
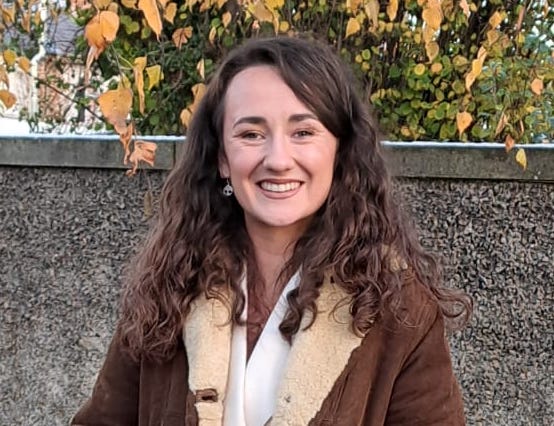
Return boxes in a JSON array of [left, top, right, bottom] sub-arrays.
[[0, 135, 552, 181]]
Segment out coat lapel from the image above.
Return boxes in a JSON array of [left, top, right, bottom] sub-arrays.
[[271, 276, 364, 425], [182, 276, 364, 426], [183, 290, 232, 426]]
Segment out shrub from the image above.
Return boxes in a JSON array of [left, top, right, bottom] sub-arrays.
[[1, 0, 552, 151]]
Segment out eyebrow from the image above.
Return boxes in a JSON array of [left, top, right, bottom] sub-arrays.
[[232, 113, 319, 128]]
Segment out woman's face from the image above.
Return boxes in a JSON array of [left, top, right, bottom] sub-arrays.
[[219, 65, 338, 239]]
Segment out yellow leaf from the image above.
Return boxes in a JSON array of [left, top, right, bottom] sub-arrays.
[[222, 11, 232, 28], [488, 11, 503, 29], [85, 17, 104, 49], [0, 65, 9, 87], [120, 122, 134, 163], [98, 87, 133, 133], [208, 26, 217, 44], [414, 63, 426, 76], [121, 0, 137, 8], [422, 25, 435, 44], [422, 6, 442, 31], [164, 2, 177, 24], [465, 71, 476, 91], [431, 62, 443, 74], [470, 57, 483, 76], [466, 47, 487, 90], [279, 20, 289, 33], [504, 134, 515, 152], [119, 74, 132, 89], [0, 90, 16, 109], [250, 0, 273, 22], [425, 41, 440, 62], [126, 140, 157, 176], [456, 111, 472, 136], [108, 2, 119, 13], [133, 56, 146, 114], [85, 46, 101, 82], [172, 27, 193, 49], [346, 0, 362, 12], [134, 56, 147, 70], [459, 0, 470, 18], [34, 10, 41, 26], [17, 57, 31, 73], [199, 0, 211, 12], [266, 0, 285, 9], [21, 11, 31, 32], [3, 50, 17, 67], [386, 0, 398, 21], [486, 29, 500, 46], [93, 0, 112, 9], [191, 83, 206, 102], [146, 64, 162, 90], [530, 78, 543, 96], [495, 111, 507, 137], [133, 141, 157, 167], [515, 148, 526, 170], [196, 58, 205, 79], [180, 108, 192, 128], [345, 17, 361, 39], [364, 0, 380, 31], [138, 0, 162, 39], [2, 4, 16, 23], [452, 55, 469, 68], [99, 10, 119, 42]]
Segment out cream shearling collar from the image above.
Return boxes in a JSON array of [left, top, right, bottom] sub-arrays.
[[182, 275, 363, 425]]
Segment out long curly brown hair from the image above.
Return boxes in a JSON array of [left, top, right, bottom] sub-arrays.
[[119, 36, 471, 363]]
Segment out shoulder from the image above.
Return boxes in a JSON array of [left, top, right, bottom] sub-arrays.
[[368, 271, 443, 359]]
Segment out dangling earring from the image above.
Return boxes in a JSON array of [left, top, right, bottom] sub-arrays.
[[222, 179, 233, 196]]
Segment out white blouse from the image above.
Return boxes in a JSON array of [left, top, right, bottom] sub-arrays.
[[223, 271, 301, 426]]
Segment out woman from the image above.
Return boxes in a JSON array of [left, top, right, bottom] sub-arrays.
[[73, 37, 471, 425]]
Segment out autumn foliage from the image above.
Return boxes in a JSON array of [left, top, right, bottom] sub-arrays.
[[0, 0, 552, 173]]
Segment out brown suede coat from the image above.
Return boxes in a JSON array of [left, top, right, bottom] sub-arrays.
[[73, 273, 465, 426]]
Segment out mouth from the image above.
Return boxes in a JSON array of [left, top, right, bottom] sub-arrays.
[[259, 181, 302, 193]]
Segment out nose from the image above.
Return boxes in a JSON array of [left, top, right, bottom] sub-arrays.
[[262, 133, 295, 172]]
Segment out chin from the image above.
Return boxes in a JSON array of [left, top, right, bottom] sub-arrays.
[[256, 214, 313, 230]]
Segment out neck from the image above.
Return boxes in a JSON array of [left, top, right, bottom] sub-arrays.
[[245, 220, 307, 297]]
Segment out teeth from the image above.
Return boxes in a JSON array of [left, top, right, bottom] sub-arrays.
[[260, 181, 300, 193]]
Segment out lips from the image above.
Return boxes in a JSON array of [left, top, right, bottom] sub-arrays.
[[259, 181, 301, 193]]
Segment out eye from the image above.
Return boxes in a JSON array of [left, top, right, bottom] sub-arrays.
[[293, 129, 314, 138], [239, 131, 264, 140]]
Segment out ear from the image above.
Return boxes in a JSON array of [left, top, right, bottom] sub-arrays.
[[218, 152, 230, 178]]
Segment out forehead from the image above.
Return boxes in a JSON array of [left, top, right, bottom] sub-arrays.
[[223, 65, 311, 121]]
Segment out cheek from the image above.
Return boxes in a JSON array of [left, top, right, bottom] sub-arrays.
[[227, 150, 259, 180]]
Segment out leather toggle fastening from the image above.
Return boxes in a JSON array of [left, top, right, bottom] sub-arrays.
[[195, 388, 218, 403]]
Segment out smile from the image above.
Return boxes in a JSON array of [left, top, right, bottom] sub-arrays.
[[259, 181, 301, 193]]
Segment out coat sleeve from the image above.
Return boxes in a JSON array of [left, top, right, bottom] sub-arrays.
[[385, 306, 466, 426], [71, 330, 140, 426]]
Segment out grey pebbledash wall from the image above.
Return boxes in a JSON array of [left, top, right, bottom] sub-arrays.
[[0, 138, 552, 425]]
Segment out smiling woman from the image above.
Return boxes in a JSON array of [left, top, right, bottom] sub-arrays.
[[220, 66, 337, 245], [73, 37, 472, 426]]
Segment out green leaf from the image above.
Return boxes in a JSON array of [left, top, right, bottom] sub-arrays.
[[388, 64, 401, 78]]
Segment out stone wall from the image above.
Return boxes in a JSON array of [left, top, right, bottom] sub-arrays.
[[0, 166, 552, 425]]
